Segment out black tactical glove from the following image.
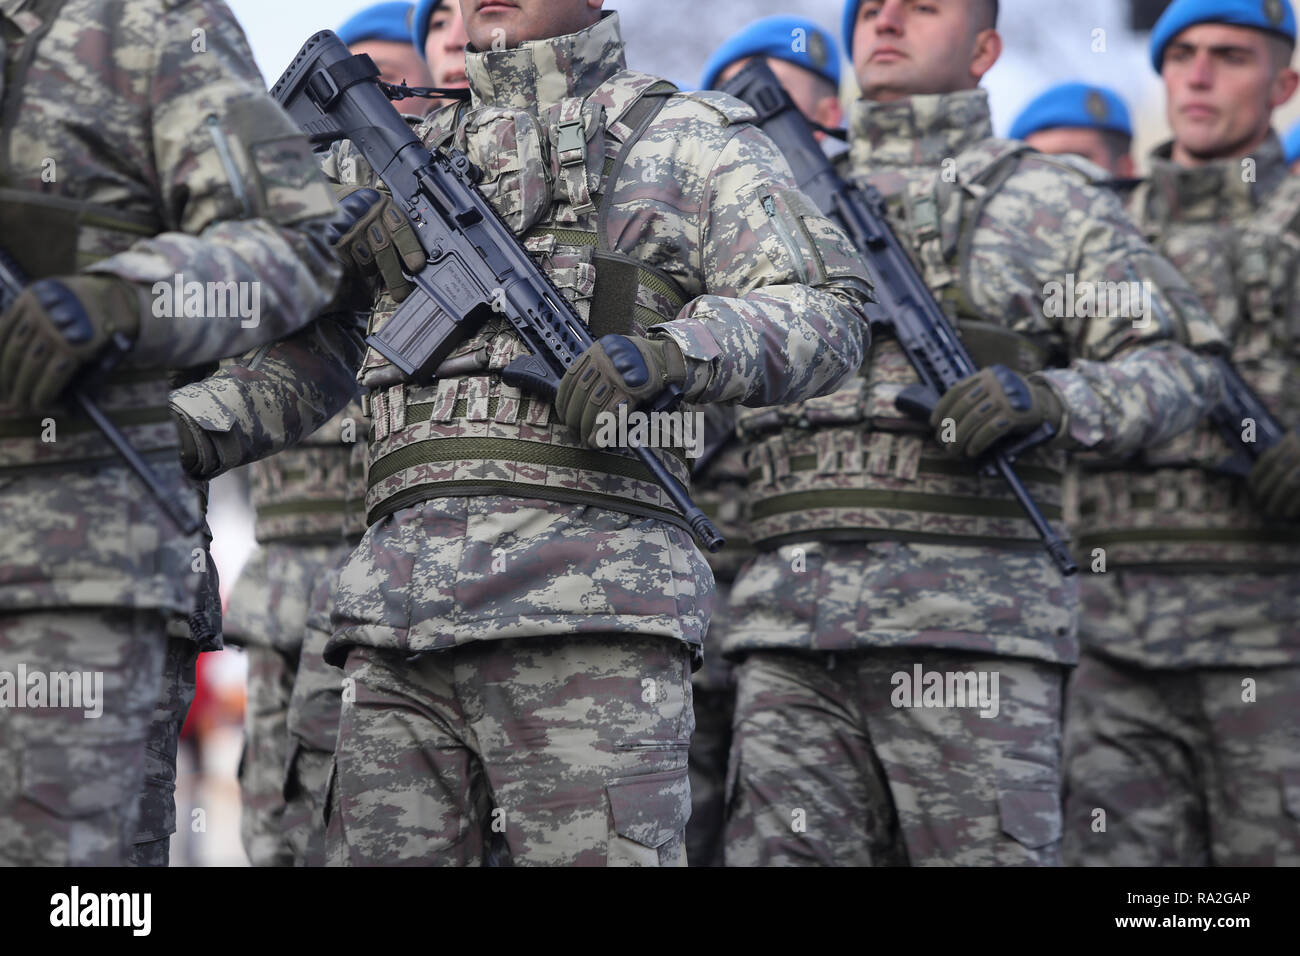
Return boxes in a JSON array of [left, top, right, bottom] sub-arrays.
[[171, 405, 226, 480], [0, 275, 140, 413], [931, 364, 1065, 459], [1248, 430, 1300, 520], [555, 334, 687, 448], [328, 185, 425, 303]]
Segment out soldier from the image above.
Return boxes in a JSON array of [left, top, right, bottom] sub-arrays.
[[0, 0, 341, 866], [686, 14, 847, 868], [1064, 0, 1300, 867], [340, 2, 433, 105], [721, 0, 1228, 866], [178, 1, 442, 869], [317, 0, 873, 865], [1009, 82, 1136, 179], [413, 0, 469, 89]]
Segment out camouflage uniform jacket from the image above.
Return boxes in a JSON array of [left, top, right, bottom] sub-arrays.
[[0, 0, 341, 617], [1074, 133, 1300, 667], [321, 11, 872, 665], [723, 90, 1225, 666]]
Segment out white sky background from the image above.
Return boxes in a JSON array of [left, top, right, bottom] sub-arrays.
[[208, 0, 1300, 594]]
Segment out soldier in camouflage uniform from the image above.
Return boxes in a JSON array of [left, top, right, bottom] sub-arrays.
[[1064, 0, 1300, 866], [309, 0, 872, 865], [721, 0, 1229, 866], [683, 16, 849, 869], [182, 5, 447, 869], [0, 0, 342, 866]]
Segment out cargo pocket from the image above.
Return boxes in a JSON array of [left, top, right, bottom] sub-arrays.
[[20, 741, 143, 864], [606, 766, 691, 867], [1282, 769, 1300, 820], [998, 788, 1063, 851]]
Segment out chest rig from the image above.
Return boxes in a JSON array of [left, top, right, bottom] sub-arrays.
[[0, 0, 179, 475], [360, 70, 700, 530], [737, 139, 1070, 552], [1075, 169, 1300, 570]]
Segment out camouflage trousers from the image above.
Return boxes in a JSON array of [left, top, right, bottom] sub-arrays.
[[0, 608, 167, 866], [128, 635, 199, 866], [325, 634, 694, 866], [1063, 651, 1300, 866], [724, 648, 1066, 866], [281, 566, 347, 867], [239, 642, 299, 866]]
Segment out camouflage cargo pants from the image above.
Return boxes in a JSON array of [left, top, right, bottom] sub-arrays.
[[325, 634, 694, 866], [0, 608, 167, 865], [724, 648, 1066, 866], [239, 642, 299, 866], [128, 634, 199, 866], [1063, 651, 1300, 866], [281, 566, 347, 866]]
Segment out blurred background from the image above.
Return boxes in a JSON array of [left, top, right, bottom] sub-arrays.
[[185, 0, 1300, 865]]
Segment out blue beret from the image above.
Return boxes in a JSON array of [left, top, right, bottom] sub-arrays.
[[700, 15, 842, 91], [412, 0, 444, 57], [1009, 82, 1133, 141], [337, 2, 416, 47], [1284, 119, 1300, 163], [1151, 0, 1296, 71]]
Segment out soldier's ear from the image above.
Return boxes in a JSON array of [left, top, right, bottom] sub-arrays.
[[1269, 66, 1300, 111], [970, 28, 1001, 85]]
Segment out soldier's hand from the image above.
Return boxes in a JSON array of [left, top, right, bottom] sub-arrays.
[[328, 185, 425, 302], [1248, 431, 1300, 520], [0, 275, 140, 413], [931, 364, 1064, 459], [555, 334, 687, 447]]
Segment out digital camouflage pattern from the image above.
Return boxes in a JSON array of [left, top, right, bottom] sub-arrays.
[[723, 648, 1065, 866], [721, 89, 1226, 867], [0, 0, 340, 866], [1075, 134, 1300, 668], [1063, 135, 1300, 866], [326, 634, 694, 866], [1063, 652, 1300, 865], [127, 635, 198, 866], [0, 608, 167, 865], [307, 12, 872, 865]]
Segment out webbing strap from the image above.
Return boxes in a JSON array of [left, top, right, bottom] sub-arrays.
[[750, 488, 1063, 524]]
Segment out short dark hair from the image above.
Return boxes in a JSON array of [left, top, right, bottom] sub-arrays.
[[979, 0, 999, 31]]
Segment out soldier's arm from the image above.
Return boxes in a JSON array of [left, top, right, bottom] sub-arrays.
[[84, 0, 341, 368], [1031, 179, 1227, 457], [168, 309, 368, 479], [647, 122, 873, 407]]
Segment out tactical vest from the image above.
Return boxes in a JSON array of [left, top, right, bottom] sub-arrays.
[[0, 0, 179, 476], [359, 71, 710, 531], [737, 140, 1071, 551], [249, 401, 370, 543], [1075, 173, 1300, 570]]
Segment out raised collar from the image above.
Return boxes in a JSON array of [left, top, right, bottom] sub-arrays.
[[1141, 133, 1290, 224], [465, 10, 625, 112], [847, 89, 994, 169]]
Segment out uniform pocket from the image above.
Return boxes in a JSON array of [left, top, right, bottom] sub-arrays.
[[998, 788, 1063, 849], [21, 740, 141, 819], [606, 766, 691, 866]]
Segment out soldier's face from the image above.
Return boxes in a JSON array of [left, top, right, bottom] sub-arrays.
[[348, 40, 433, 90], [850, 0, 1001, 101], [425, 2, 470, 89], [462, 0, 603, 51], [1163, 24, 1300, 163], [1025, 127, 1135, 178]]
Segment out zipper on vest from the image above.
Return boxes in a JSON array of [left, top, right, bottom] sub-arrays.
[[762, 194, 809, 283], [206, 114, 254, 218]]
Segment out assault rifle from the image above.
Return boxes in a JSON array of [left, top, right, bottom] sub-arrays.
[[719, 59, 1077, 575], [271, 30, 723, 551], [0, 246, 202, 534]]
